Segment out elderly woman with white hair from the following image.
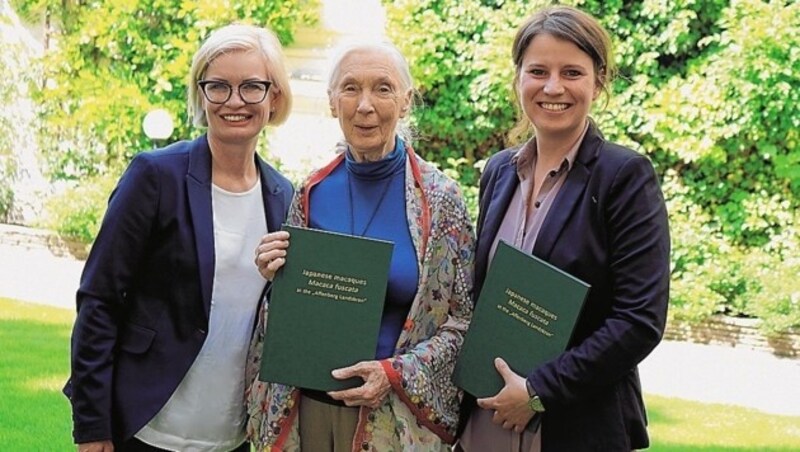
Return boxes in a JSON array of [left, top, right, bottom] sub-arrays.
[[64, 24, 293, 452], [246, 41, 475, 451]]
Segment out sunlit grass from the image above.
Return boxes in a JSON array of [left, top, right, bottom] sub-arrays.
[[647, 394, 800, 451], [0, 297, 74, 450]]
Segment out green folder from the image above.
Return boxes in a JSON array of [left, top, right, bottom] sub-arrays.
[[454, 241, 590, 398], [259, 225, 393, 391]]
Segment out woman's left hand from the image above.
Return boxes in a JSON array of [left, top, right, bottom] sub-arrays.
[[477, 357, 535, 432], [328, 360, 391, 409]]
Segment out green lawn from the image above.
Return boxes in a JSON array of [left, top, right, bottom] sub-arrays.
[[0, 297, 74, 450], [646, 394, 800, 451], [2, 297, 799, 451]]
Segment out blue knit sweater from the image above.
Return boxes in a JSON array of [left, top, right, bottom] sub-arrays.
[[308, 137, 419, 359]]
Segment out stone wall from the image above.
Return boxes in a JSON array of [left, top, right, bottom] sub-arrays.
[[0, 223, 88, 259], [664, 316, 800, 358]]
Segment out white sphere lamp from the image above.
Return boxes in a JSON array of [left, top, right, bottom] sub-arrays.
[[143, 109, 174, 140]]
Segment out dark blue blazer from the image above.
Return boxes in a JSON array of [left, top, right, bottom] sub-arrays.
[[468, 123, 670, 451], [64, 135, 293, 444]]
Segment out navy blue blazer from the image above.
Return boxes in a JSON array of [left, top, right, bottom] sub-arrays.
[[64, 135, 293, 444], [468, 123, 670, 451]]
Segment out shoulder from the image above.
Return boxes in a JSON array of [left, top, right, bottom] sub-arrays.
[[575, 126, 658, 187], [128, 138, 195, 174], [297, 154, 345, 193], [597, 140, 648, 167], [413, 155, 470, 220], [595, 141, 657, 184], [485, 147, 518, 172], [144, 138, 196, 160], [579, 124, 653, 171]]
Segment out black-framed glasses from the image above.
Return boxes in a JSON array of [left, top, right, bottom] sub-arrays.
[[198, 80, 272, 104]]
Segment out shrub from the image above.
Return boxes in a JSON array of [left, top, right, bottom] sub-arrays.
[[43, 174, 117, 245], [13, 0, 319, 181], [0, 7, 36, 221]]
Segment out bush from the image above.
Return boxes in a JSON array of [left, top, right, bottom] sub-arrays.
[[643, 0, 800, 248], [13, 0, 319, 181], [0, 7, 36, 221], [43, 174, 117, 244], [9, 0, 316, 238], [741, 250, 800, 335]]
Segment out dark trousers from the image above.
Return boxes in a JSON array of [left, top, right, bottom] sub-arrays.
[[116, 437, 250, 452]]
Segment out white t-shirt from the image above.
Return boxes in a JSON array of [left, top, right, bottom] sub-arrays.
[[136, 180, 267, 451]]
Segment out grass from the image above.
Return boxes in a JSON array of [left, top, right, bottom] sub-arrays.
[[646, 394, 800, 451], [0, 297, 74, 450], [1, 297, 799, 451]]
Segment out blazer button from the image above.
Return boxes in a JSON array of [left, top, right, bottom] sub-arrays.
[[197, 328, 207, 335]]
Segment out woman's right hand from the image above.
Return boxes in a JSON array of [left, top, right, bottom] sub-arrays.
[[254, 230, 290, 281]]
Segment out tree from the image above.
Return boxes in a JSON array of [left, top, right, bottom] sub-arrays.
[[0, 0, 42, 220], [13, 0, 318, 180]]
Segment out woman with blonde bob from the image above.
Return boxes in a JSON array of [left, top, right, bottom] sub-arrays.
[[65, 24, 293, 452], [246, 41, 475, 451], [457, 6, 670, 452]]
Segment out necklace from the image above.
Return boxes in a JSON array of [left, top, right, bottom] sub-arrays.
[[346, 170, 394, 237]]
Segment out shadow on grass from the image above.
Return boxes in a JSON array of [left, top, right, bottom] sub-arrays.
[[647, 403, 677, 426], [0, 317, 73, 449]]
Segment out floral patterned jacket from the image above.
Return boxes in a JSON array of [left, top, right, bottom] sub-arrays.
[[245, 142, 475, 451]]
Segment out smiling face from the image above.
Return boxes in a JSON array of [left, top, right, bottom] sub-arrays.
[[328, 48, 412, 161], [201, 50, 277, 148], [517, 33, 600, 143]]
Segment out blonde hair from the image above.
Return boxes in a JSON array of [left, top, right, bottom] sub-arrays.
[[188, 24, 293, 127]]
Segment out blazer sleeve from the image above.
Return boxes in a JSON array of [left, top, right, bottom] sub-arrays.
[[529, 154, 670, 408], [66, 153, 161, 443]]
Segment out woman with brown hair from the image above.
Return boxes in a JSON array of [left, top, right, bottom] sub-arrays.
[[458, 6, 670, 451]]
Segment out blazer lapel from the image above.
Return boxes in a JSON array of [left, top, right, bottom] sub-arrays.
[[475, 156, 519, 292], [186, 135, 215, 320], [534, 125, 603, 260], [479, 159, 518, 253], [256, 155, 288, 233]]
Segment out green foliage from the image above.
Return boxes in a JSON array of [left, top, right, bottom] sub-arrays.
[[385, 0, 532, 190], [12, 0, 319, 180], [6, 0, 316, 244], [665, 175, 729, 322], [43, 173, 116, 243], [741, 254, 800, 336], [0, 9, 36, 220], [645, 0, 800, 247], [386, 0, 800, 333]]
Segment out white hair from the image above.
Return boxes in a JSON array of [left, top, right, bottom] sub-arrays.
[[326, 40, 420, 143]]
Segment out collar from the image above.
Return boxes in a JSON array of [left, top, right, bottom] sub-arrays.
[[512, 120, 589, 180]]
